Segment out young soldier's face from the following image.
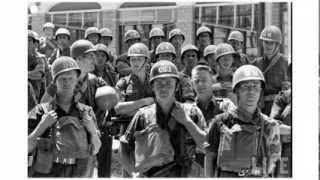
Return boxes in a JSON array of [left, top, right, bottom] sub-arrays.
[[56, 70, 78, 94], [171, 35, 184, 49], [237, 80, 262, 108], [153, 77, 177, 100], [183, 51, 198, 69], [158, 53, 174, 62], [262, 40, 278, 57], [87, 34, 100, 45], [229, 39, 243, 52], [44, 27, 54, 38], [198, 32, 211, 47], [151, 36, 164, 49], [130, 56, 146, 73], [77, 52, 96, 74], [56, 34, 70, 48], [95, 51, 108, 66], [218, 54, 234, 70], [192, 70, 213, 97], [100, 36, 112, 46]]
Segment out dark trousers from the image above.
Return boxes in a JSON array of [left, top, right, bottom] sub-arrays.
[[97, 133, 113, 177]]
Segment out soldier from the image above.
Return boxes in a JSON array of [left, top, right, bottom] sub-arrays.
[[48, 28, 71, 64], [119, 60, 207, 177], [92, 43, 117, 86], [196, 26, 212, 60], [205, 65, 282, 177], [212, 43, 237, 104], [28, 56, 101, 177], [155, 42, 176, 62], [28, 30, 47, 102], [115, 29, 141, 78], [39, 22, 55, 55], [85, 27, 101, 45], [202, 45, 218, 74], [168, 28, 185, 71], [253, 25, 289, 115], [149, 27, 165, 63], [190, 65, 236, 177], [100, 27, 113, 47], [227, 30, 250, 68]]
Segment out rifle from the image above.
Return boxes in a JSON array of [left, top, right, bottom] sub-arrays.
[[102, 116, 133, 137]]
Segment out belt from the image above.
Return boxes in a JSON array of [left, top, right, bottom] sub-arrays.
[[54, 157, 76, 165], [264, 94, 277, 101]]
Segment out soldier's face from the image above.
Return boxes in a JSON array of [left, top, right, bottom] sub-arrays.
[[56, 34, 70, 48], [87, 34, 100, 45], [130, 56, 146, 72], [158, 53, 174, 61], [101, 36, 112, 46], [229, 39, 243, 52], [192, 70, 213, 97], [263, 40, 278, 57], [127, 39, 140, 49], [78, 52, 96, 74], [218, 54, 234, 70], [198, 32, 211, 47], [183, 51, 198, 69], [44, 27, 54, 37], [206, 54, 216, 69], [153, 77, 177, 100], [171, 35, 184, 49], [56, 70, 78, 94], [151, 36, 164, 48], [95, 51, 108, 66], [237, 80, 262, 108]]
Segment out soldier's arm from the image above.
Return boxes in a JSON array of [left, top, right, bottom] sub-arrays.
[[204, 119, 220, 177]]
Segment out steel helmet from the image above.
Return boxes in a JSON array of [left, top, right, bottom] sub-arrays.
[[124, 29, 141, 42], [28, 30, 40, 42], [42, 22, 55, 31], [100, 27, 112, 37], [85, 27, 101, 39], [196, 26, 212, 38], [70, 39, 95, 59], [215, 43, 236, 62], [232, 65, 265, 92], [94, 43, 110, 60], [55, 28, 71, 39], [51, 56, 81, 82], [155, 42, 176, 58], [228, 30, 244, 42], [127, 43, 149, 58], [28, 30, 36, 39], [149, 27, 165, 39], [181, 44, 200, 63], [149, 60, 179, 84], [259, 25, 282, 44], [168, 28, 185, 42], [203, 45, 217, 58]]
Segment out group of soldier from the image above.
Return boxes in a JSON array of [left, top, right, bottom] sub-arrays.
[[27, 21, 292, 177]]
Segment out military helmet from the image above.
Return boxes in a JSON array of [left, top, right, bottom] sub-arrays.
[[181, 44, 200, 63], [124, 29, 141, 42], [42, 22, 55, 31], [55, 28, 70, 39], [94, 43, 110, 60], [100, 28, 112, 37], [259, 25, 282, 44], [85, 27, 101, 39], [127, 43, 149, 58], [196, 26, 212, 38], [215, 43, 236, 62], [28, 30, 40, 42], [232, 65, 265, 92], [203, 45, 217, 58], [228, 30, 244, 42], [168, 28, 185, 42], [51, 56, 81, 82], [149, 27, 165, 39], [70, 39, 95, 59], [149, 60, 179, 84], [155, 42, 176, 58]]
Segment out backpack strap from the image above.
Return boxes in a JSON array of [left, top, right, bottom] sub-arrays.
[[263, 54, 281, 75]]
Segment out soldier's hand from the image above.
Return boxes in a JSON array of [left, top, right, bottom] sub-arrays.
[[90, 134, 101, 155], [143, 97, 155, 106], [39, 110, 58, 129], [211, 83, 223, 91], [171, 105, 190, 125]]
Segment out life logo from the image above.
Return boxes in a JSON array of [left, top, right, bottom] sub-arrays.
[[158, 65, 172, 73]]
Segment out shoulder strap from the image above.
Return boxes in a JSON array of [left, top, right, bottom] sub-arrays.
[[263, 54, 281, 74]]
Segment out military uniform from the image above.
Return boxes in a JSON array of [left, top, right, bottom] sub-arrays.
[[232, 53, 250, 70], [206, 108, 282, 177], [120, 102, 207, 177], [28, 98, 97, 177], [253, 54, 288, 114], [212, 74, 237, 104], [176, 71, 196, 102], [92, 63, 117, 87]]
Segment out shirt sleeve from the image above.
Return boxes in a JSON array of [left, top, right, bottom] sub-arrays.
[[206, 118, 221, 156], [115, 77, 127, 102], [28, 105, 43, 135]]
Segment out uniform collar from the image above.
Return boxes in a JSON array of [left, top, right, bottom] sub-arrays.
[[230, 107, 262, 125]]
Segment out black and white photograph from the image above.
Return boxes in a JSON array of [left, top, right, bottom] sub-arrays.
[[0, 0, 310, 179]]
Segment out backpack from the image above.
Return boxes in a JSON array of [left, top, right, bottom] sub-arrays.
[[217, 114, 264, 173]]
